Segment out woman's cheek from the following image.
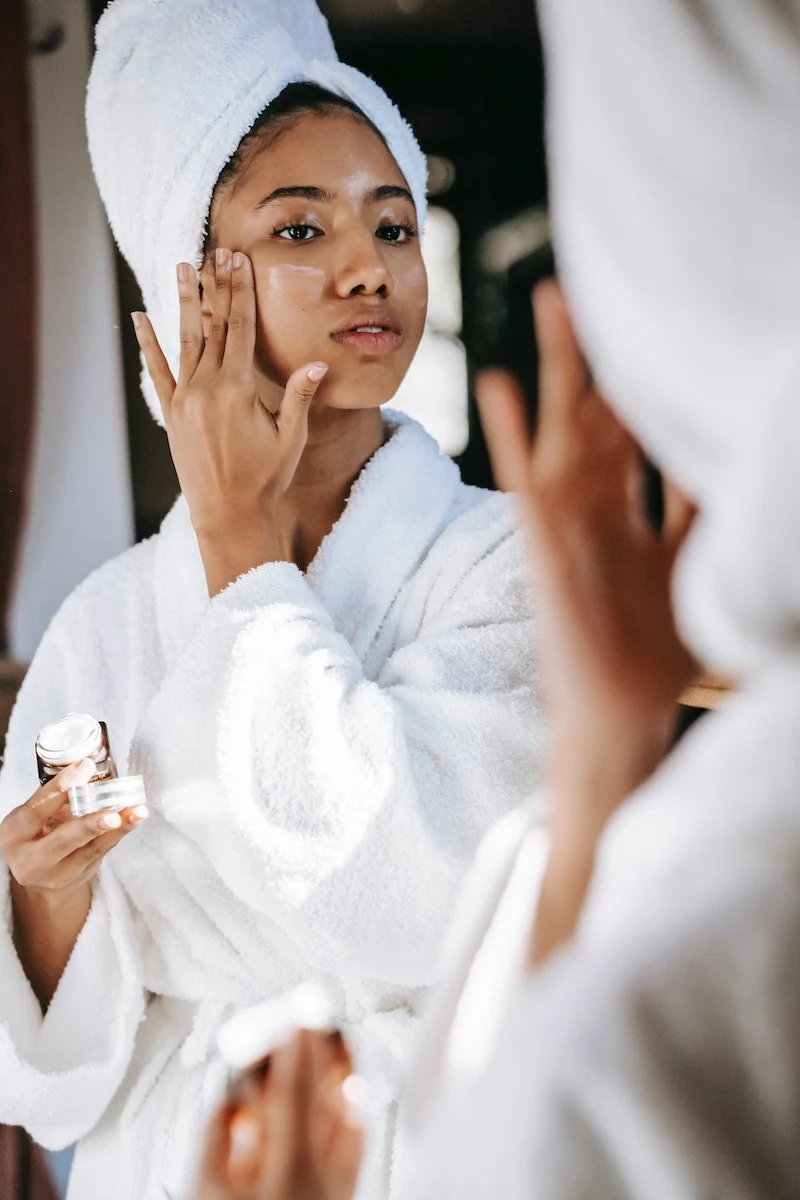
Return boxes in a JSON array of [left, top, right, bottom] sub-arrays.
[[400, 263, 429, 342], [260, 263, 327, 306], [255, 263, 328, 379]]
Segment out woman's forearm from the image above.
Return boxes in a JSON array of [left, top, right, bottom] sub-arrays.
[[10, 878, 92, 1011], [530, 725, 672, 967]]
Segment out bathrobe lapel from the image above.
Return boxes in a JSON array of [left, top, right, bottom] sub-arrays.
[[150, 412, 462, 673], [304, 412, 461, 658], [404, 801, 547, 1132]]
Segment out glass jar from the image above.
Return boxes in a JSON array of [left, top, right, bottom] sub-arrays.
[[36, 712, 116, 786], [34, 712, 146, 817]]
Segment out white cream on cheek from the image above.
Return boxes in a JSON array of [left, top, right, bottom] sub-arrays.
[[260, 263, 327, 305]]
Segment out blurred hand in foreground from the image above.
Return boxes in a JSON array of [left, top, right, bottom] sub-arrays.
[[476, 280, 697, 960], [195, 1029, 364, 1200]]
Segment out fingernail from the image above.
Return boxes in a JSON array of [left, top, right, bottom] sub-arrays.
[[229, 1110, 260, 1159], [74, 758, 96, 782], [232, 251, 244, 269], [130, 805, 150, 823], [177, 262, 191, 282], [215, 247, 230, 269], [340, 1074, 370, 1124], [131, 312, 143, 330], [307, 363, 329, 382], [99, 811, 122, 830]]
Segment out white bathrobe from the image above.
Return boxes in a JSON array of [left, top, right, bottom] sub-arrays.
[[400, 669, 800, 1199], [0, 413, 543, 1200]]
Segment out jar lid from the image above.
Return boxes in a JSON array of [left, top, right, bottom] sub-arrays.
[[36, 713, 103, 766], [68, 775, 146, 818]]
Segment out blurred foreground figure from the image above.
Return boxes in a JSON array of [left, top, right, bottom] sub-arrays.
[[195, 0, 800, 1197], [401, 0, 800, 1196]]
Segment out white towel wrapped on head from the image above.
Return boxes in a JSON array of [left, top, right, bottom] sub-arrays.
[[85, 0, 428, 423]]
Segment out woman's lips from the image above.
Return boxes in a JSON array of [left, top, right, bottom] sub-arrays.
[[330, 327, 403, 355]]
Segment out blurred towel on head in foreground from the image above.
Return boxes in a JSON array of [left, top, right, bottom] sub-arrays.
[[544, 0, 800, 678]]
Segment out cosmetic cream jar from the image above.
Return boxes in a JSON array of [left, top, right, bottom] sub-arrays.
[[67, 773, 147, 818], [35, 712, 147, 817]]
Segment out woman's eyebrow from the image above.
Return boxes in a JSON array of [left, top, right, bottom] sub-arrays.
[[254, 184, 414, 210], [255, 186, 334, 209], [368, 185, 414, 205]]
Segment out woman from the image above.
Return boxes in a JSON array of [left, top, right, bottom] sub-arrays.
[[196, 0, 800, 1196], [192, 278, 698, 1200], [0, 2, 542, 1198]]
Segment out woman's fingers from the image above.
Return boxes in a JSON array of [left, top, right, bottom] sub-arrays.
[[12, 759, 97, 842], [260, 1031, 319, 1199], [533, 279, 588, 439], [203, 249, 234, 370], [277, 363, 329, 455], [132, 311, 177, 422], [475, 369, 532, 494], [193, 1102, 240, 1200], [29, 803, 148, 874], [55, 805, 149, 876], [269, 1031, 314, 1146], [177, 262, 205, 385], [223, 253, 257, 380], [7, 805, 147, 891], [662, 480, 697, 557]]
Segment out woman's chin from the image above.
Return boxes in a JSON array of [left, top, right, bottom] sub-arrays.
[[315, 371, 407, 412]]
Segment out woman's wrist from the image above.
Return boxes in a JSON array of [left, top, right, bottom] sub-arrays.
[[10, 876, 93, 1010], [10, 874, 92, 934], [551, 710, 673, 814], [198, 524, 285, 597]]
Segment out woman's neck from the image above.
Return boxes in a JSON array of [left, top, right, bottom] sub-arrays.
[[277, 405, 386, 572]]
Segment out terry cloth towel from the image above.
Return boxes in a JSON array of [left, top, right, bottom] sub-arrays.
[[85, 0, 428, 423], [0, 412, 544, 1200]]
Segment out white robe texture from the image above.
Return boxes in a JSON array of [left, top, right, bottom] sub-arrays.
[[0, 413, 544, 1200], [400, 664, 800, 1199]]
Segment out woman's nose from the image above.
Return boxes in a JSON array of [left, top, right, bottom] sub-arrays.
[[334, 230, 393, 298]]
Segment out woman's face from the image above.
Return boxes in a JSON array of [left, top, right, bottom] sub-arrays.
[[202, 110, 428, 411]]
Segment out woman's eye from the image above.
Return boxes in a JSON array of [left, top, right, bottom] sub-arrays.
[[275, 224, 320, 241], [377, 224, 415, 244]]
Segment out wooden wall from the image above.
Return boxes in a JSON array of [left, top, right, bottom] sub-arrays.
[[0, 0, 37, 655]]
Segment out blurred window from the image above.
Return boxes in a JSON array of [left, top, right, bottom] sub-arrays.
[[389, 206, 469, 456]]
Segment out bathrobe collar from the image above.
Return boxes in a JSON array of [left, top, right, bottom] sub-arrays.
[[153, 411, 462, 668]]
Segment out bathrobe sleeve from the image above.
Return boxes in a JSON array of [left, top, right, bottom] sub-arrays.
[[0, 599, 146, 1148], [487, 858, 800, 1200], [138, 517, 543, 987]]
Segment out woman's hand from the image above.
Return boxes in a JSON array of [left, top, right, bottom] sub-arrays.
[[195, 1030, 364, 1200], [132, 250, 329, 596], [478, 280, 696, 796], [0, 759, 149, 1007], [476, 280, 697, 961]]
